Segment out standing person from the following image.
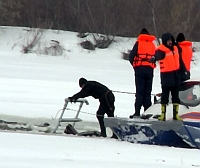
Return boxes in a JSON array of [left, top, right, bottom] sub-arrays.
[[149, 33, 184, 121], [68, 77, 117, 138], [129, 28, 156, 118], [176, 33, 192, 82]]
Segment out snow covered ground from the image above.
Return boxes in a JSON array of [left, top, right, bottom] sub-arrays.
[[0, 26, 199, 168]]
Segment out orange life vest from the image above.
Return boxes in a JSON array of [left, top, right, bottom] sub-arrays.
[[133, 34, 156, 68], [178, 41, 192, 71], [158, 45, 180, 72]]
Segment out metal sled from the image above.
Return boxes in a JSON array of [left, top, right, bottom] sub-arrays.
[[52, 98, 89, 133]]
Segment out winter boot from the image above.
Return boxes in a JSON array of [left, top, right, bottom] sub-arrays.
[[129, 110, 140, 119], [129, 114, 140, 119], [100, 132, 107, 137], [173, 103, 183, 121], [110, 133, 118, 139], [158, 104, 166, 121]]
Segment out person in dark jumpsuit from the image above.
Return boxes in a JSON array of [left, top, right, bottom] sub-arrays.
[[68, 77, 117, 138]]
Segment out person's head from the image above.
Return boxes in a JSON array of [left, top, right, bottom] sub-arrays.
[[162, 33, 175, 50], [79, 77, 87, 88], [176, 33, 185, 43], [140, 28, 149, 35], [166, 39, 172, 46]]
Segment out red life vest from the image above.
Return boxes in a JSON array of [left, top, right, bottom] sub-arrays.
[[157, 45, 180, 72], [133, 34, 156, 68], [178, 41, 192, 71]]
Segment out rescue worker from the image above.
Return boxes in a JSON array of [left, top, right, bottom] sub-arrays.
[[149, 33, 185, 121], [176, 33, 192, 82], [129, 28, 156, 118], [68, 77, 117, 138]]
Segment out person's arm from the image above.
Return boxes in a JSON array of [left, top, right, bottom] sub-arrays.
[[177, 46, 187, 72], [129, 41, 138, 65], [178, 48, 190, 82], [179, 51, 187, 72], [69, 85, 91, 102], [154, 49, 165, 61]]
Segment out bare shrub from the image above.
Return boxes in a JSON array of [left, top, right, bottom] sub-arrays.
[[122, 50, 131, 60], [192, 42, 200, 52], [80, 40, 95, 50], [44, 40, 64, 56], [79, 33, 115, 50], [35, 40, 65, 56], [77, 32, 89, 38], [22, 28, 42, 54], [192, 47, 196, 52], [94, 35, 114, 49]]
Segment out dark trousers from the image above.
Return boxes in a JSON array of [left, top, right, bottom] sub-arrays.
[[161, 85, 180, 104], [96, 91, 115, 137], [134, 67, 153, 115]]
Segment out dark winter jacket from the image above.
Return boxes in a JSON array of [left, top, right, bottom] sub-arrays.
[[71, 81, 112, 101], [176, 44, 190, 81], [129, 41, 138, 65], [155, 33, 187, 86]]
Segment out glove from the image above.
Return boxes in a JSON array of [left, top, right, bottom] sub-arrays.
[[68, 97, 74, 103], [149, 56, 156, 63]]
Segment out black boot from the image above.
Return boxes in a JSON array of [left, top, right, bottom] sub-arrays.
[[129, 110, 140, 119], [100, 126, 107, 137], [110, 133, 118, 139], [100, 131, 107, 137], [129, 114, 140, 119], [97, 115, 107, 137]]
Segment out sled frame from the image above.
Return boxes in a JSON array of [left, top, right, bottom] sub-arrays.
[[52, 98, 89, 133]]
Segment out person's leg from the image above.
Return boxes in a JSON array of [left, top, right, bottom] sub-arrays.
[[105, 92, 115, 116], [171, 86, 182, 120], [135, 75, 145, 115], [171, 86, 180, 104], [143, 75, 153, 111], [159, 85, 170, 121], [161, 85, 170, 104], [130, 72, 145, 118], [96, 103, 107, 137], [104, 92, 118, 139]]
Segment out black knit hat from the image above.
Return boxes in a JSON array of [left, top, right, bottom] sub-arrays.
[[176, 33, 185, 42], [79, 78, 87, 87], [140, 28, 149, 35]]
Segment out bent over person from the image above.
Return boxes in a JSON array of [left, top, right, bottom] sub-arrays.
[[68, 77, 117, 138], [129, 28, 156, 118]]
